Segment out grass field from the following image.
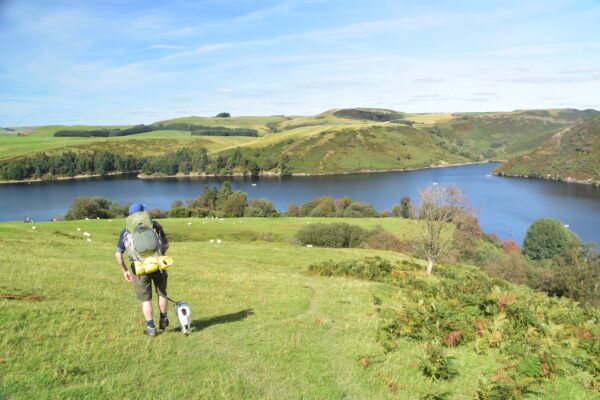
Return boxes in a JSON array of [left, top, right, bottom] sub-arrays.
[[1, 218, 597, 399]]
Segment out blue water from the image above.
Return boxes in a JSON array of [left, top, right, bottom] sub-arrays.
[[1, 163, 599, 245]]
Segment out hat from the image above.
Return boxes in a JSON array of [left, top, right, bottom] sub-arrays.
[[128, 203, 145, 215]]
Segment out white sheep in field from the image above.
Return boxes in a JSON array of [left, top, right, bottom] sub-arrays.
[[77, 228, 81, 232], [217, 239, 222, 244], [86, 238, 92, 242], [210, 239, 214, 244], [83, 232, 91, 237], [187, 222, 192, 226], [306, 244, 313, 248], [31, 226, 36, 230]]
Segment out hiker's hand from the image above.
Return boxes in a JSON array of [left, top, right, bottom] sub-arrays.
[[123, 270, 133, 282]]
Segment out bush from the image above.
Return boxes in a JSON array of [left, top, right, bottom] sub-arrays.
[[366, 229, 412, 253], [64, 197, 127, 220], [244, 199, 279, 217], [308, 256, 393, 281], [343, 202, 379, 217], [419, 345, 458, 381], [483, 252, 528, 285], [522, 218, 580, 260], [296, 223, 369, 248]]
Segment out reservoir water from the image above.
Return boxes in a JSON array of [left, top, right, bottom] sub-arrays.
[[1, 163, 599, 245]]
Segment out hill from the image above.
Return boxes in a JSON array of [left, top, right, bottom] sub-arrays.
[[494, 116, 600, 185], [1, 108, 598, 181], [429, 109, 597, 158], [1, 217, 597, 399]]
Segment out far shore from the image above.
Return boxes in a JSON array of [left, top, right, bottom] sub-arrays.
[[493, 171, 600, 187], [0, 160, 493, 185]]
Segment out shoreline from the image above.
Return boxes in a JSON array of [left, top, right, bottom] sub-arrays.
[[0, 160, 492, 184], [493, 171, 600, 187]]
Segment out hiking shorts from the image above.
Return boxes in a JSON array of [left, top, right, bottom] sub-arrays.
[[132, 269, 168, 302]]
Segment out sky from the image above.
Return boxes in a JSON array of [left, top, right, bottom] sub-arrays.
[[0, 0, 599, 126]]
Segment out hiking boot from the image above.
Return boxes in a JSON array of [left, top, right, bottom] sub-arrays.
[[144, 327, 157, 337], [159, 317, 169, 330]]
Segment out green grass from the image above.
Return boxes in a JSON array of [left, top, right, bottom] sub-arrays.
[[1, 218, 596, 399]]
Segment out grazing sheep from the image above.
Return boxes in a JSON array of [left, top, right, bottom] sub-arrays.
[[210, 239, 214, 244], [83, 232, 91, 237], [77, 228, 81, 232], [217, 239, 222, 244], [306, 244, 313, 248], [31, 226, 36, 230]]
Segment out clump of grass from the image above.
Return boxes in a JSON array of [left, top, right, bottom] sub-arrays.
[[308, 256, 393, 281]]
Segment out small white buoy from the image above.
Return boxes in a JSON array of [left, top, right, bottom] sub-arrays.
[[83, 232, 91, 237], [564, 224, 570, 228], [217, 239, 222, 244], [486, 174, 492, 177], [31, 226, 36, 230], [252, 183, 257, 187], [210, 239, 214, 244], [77, 228, 81, 232], [432, 182, 439, 186], [306, 244, 313, 248]]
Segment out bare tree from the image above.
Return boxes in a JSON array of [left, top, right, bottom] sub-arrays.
[[415, 184, 474, 275]]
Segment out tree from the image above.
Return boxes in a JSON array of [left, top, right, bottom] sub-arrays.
[[215, 112, 231, 118], [522, 218, 580, 260], [287, 203, 299, 217], [415, 185, 474, 275], [223, 191, 247, 217], [400, 196, 411, 218], [216, 181, 233, 210]]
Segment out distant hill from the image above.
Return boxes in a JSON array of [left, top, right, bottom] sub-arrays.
[[495, 115, 600, 185], [2, 107, 598, 180], [430, 109, 597, 158]]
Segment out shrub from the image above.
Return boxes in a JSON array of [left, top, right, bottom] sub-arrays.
[[483, 252, 528, 285], [64, 197, 127, 220], [366, 229, 412, 253], [286, 203, 299, 217], [296, 223, 369, 248], [522, 218, 580, 260], [419, 345, 458, 381], [244, 199, 279, 217], [308, 256, 393, 281], [343, 202, 379, 217]]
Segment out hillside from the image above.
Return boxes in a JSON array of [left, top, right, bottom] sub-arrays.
[[223, 124, 475, 175], [430, 109, 597, 158], [1, 108, 598, 181], [1, 218, 597, 399], [495, 116, 600, 185]]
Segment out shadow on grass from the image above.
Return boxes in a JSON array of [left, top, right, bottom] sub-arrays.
[[190, 309, 255, 331]]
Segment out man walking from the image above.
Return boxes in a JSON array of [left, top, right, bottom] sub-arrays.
[[115, 203, 170, 336]]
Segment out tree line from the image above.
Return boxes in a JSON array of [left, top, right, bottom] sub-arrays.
[[54, 123, 257, 137], [0, 148, 290, 181]]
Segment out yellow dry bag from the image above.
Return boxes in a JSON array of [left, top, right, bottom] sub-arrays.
[[134, 256, 174, 276]]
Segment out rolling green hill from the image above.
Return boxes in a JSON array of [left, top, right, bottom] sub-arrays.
[[1, 108, 597, 180], [430, 109, 597, 158], [1, 218, 597, 399], [494, 116, 600, 185]]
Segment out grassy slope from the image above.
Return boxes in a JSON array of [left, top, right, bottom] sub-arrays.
[[432, 109, 596, 157], [1, 218, 596, 399], [495, 116, 600, 183], [2, 108, 597, 174], [226, 124, 474, 174]]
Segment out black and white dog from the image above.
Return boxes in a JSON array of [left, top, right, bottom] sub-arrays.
[[174, 301, 192, 336]]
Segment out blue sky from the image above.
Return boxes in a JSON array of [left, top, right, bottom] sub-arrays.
[[0, 0, 599, 126]]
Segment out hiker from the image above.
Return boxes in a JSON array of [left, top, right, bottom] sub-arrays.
[[115, 203, 170, 336]]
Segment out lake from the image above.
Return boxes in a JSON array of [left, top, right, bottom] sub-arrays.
[[1, 163, 599, 245]]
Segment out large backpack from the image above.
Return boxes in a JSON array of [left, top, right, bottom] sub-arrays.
[[125, 211, 162, 261]]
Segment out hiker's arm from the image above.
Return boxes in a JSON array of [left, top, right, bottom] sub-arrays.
[[115, 252, 133, 282]]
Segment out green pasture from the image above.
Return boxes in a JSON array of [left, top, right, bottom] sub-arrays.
[[0, 218, 596, 399]]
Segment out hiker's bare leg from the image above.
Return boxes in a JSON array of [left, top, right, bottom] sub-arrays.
[[142, 300, 153, 321], [158, 295, 168, 314]]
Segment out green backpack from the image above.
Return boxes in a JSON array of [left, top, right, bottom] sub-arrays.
[[125, 211, 161, 260]]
